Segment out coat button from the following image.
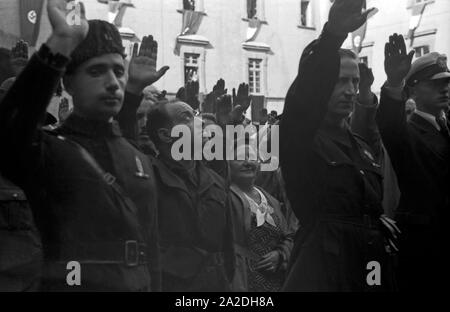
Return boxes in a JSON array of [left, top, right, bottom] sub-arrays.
[[12, 193, 19, 199], [359, 170, 365, 176]]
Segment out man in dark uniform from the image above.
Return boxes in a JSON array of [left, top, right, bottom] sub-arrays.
[[280, 0, 398, 291], [1, 77, 43, 291], [0, 1, 160, 291], [377, 34, 450, 290], [118, 95, 235, 291], [0, 175, 43, 291]]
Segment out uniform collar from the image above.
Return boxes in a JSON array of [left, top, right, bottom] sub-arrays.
[[318, 122, 353, 148], [60, 114, 122, 138], [154, 158, 219, 196], [411, 110, 447, 132]]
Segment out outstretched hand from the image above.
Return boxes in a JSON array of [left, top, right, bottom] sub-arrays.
[[232, 83, 251, 112], [204, 78, 227, 113], [384, 33, 415, 87], [127, 35, 170, 95], [176, 80, 200, 109], [11, 40, 29, 75], [358, 63, 375, 106], [328, 0, 376, 36], [46, 0, 89, 56], [213, 78, 227, 98], [58, 97, 72, 123], [11, 40, 28, 60]]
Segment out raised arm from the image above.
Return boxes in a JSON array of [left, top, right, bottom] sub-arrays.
[[117, 36, 169, 142], [0, 0, 88, 185], [351, 63, 382, 159], [281, 0, 374, 222], [376, 34, 416, 159]]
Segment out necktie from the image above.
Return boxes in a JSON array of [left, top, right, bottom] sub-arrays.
[[436, 116, 450, 140]]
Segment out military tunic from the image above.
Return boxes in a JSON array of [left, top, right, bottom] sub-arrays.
[[0, 47, 160, 291], [280, 26, 395, 291]]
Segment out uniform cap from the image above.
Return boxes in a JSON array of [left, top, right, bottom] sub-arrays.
[[406, 52, 450, 86]]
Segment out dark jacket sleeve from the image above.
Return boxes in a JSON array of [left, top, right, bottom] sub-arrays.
[[115, 91, 142, 143], [148, 164, 162, 292], [351, 96, 383, 161], [0, 47, 66, 186], [280, 25, 346, 226], [376, 87, 411, 177]]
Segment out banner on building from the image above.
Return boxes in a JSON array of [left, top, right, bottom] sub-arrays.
[[98, 0, 134, 27], [408, 1, 428, 46], [19, 0, 44, 46], [246, 17, 262, 42], [181, 10, 204, 35], [351, 2, 378, 54]]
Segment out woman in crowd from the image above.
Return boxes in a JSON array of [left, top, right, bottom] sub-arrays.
[[228, 142, 294, 292]]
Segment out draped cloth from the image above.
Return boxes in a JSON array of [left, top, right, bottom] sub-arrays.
[[181, 10, 204, 35], [407, 1, 428, 46], [174, 10, 204, 55], [19, 0, 44, 46]]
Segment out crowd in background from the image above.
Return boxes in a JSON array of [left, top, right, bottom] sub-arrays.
[[0, 0, 448, 292]]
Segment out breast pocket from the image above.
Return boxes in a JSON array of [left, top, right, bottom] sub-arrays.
[[323, 161, 359, 196], [0, 188, 33, 231]]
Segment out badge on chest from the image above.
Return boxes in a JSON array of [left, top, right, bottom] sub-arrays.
[[135, 156, 150, 179]]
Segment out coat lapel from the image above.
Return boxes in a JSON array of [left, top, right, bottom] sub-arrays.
[[152, 158, 191, 196]]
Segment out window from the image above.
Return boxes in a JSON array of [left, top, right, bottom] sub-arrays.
[[183, 0, 195, 11], [244, 0, 266, 22], [248, 58, 262, 94], [300, 0, 314, 28], [184, 53, 200, 84], [414, 45, 430, 58], [247, 0, 257, 19]]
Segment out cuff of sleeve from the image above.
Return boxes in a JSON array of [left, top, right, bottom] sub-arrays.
[[319, 23, 348, 52], [125, 91, 144, 108], [356, 93, 379, 109], [383, 81, 406, 101], [36, 44, 70, 71]]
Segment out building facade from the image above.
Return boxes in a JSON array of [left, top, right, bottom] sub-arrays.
[[349, 0, 450, 93], [1, 0, 449, 115]]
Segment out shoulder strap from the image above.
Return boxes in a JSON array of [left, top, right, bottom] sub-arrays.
[[57, 135, 138, 212]]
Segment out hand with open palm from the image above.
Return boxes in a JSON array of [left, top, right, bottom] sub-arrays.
[[328, 0, 376, 36], [46, 0, 89, 56], [384, 33, 415, 87], [127, 36, 170, 95]]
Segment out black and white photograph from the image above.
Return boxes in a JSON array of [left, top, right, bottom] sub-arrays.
[[0, 0, 449, 303]]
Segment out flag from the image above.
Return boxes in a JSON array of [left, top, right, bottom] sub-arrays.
[[246, 17, 261, 42], [351, 0, 367, 54], [181, 10, 204, 35], [98, 0, 134, 27], [351, 3, 378, 54], [408, 2, 428, 46], [19, 0, 44, 46]]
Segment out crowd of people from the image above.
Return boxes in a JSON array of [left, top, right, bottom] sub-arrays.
[[0, 0, 448, 292]]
